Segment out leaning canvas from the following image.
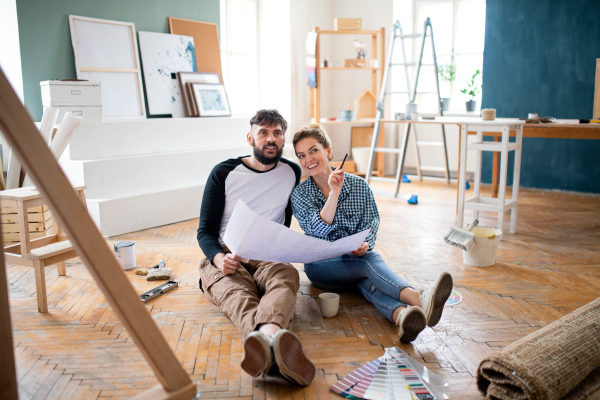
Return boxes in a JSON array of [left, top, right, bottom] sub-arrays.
[[138, 31, 197, 118]]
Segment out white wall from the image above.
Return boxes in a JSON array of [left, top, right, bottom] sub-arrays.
[[290, 0, 396, 172], [0, 0, 23, 171], [258, 0, 292, 126]]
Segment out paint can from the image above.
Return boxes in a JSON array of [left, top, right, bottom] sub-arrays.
[[114, 241, 136, 270], [462, 227, 502, 267]]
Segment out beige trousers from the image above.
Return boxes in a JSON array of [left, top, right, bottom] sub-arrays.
[[199, 252, 300, 340]]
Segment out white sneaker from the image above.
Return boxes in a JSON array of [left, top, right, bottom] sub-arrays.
[[241, 331, 272, 378], [420, 272, 453, 327], [395, 306, 427, 343], [272, 329, 315, 386]]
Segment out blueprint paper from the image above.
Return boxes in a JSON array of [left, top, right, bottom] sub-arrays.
[[223, 200, 370, 263]]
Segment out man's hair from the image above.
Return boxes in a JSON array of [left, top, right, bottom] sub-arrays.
[[292, 124, 333, 160], [249, 109, 288, 134]]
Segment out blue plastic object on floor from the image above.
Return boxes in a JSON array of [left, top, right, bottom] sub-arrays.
[[407, 195, 418, 204], [465, 181, 470, 189], [402, 174, 411, 183]]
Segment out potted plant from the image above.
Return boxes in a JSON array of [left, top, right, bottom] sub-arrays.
[[438, 61, 456, 112], [461, 69, 481, 112]]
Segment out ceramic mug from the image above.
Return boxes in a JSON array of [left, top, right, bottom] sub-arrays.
[[319, 293, 340, 318]]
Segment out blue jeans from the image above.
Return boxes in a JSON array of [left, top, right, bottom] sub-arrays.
[[304, 251, 414, 323]]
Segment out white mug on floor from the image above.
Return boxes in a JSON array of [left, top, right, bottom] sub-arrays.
[[319, 293, 340, 318]]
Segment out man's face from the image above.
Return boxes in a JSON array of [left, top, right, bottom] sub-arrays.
[[248, 123, 284, 166]]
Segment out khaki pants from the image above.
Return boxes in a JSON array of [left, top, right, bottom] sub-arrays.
[[198, 252, 300, 340]]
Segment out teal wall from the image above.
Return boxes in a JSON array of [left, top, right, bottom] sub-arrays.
[[481, 0, 600, 193], [16, 0, 220, 121]]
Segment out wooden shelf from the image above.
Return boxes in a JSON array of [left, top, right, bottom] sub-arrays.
[[322, 67, 378, 71], [318, 30, 382, 35], [314, 118, 376, 125]]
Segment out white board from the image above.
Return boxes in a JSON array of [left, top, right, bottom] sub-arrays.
[[138, 31, 197, 118], [69, 15, 146, 119]]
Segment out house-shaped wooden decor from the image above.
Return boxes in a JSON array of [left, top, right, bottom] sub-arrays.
[[354, 89, 377, 119]]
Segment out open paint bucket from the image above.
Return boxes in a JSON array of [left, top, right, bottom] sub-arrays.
[[114, 241, 136, 270], [462, 227, 502, 267]]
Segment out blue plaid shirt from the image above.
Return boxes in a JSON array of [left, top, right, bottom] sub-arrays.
[[291, 172, 380, 250]]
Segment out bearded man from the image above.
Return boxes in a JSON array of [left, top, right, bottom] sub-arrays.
[[197, 109, 315, 386]]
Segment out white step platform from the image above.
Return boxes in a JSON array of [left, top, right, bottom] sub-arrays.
[[58, 117, 253, 237]]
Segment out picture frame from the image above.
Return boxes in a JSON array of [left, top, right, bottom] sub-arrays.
[[190, 83, 231, 117], [177, 72, 221, 117]]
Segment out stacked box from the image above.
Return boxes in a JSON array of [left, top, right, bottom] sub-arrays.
[[1, 206, 53, 247], [334, 18, 362, 31]]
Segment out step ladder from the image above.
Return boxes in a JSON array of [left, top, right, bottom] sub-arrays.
[[365, 18, 450, 199]]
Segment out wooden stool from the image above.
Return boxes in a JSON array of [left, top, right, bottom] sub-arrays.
[[1, 185, 87, 312], [457, 119, 524, 237]]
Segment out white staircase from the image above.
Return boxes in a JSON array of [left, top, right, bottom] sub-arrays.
[[59, 117, 251, 237]]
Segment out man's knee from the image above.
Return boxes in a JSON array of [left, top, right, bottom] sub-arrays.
[[259, 262, 300, 293]]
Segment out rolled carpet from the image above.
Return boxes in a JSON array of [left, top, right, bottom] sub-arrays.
[[477, 297, 600, 400]]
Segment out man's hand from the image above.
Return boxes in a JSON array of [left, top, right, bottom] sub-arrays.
[[351, 242, 369, 257], [212, 252, 241, 275]]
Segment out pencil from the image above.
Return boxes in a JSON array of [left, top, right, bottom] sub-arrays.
[[340, 153, 348, 169]]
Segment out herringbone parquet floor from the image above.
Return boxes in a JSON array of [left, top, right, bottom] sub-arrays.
[[5, 180, 600, 399]]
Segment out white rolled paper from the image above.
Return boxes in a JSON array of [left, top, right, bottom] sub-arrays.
[[49, 112, 82, 160], [39, 106, 60, 145], [22, 107, 61, 186], [5, 150, 21, 189]]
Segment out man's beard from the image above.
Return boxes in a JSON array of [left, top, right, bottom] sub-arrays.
[[252, 140, 283, 166]]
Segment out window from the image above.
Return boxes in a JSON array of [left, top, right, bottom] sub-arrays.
[[415, 0, 486, 112], [220, 0, 259, 115]]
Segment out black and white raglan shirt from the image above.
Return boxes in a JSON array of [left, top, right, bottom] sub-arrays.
[[197, 156, 301, 264]]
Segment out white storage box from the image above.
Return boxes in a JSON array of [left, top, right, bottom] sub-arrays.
[[40, 80, 102, 123]]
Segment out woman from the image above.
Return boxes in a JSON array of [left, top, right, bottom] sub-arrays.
[[290, 124, 453, 342]]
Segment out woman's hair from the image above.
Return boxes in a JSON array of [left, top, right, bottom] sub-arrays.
[[292, 124, 333, 160]]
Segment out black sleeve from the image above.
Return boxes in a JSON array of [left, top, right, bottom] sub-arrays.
[[281, 159, 302, 227], [197, 161, 233, 264]]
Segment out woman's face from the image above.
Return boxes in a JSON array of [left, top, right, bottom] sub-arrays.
[[295, 137, 332, 177]]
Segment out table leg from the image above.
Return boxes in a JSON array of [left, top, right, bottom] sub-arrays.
[[492, 136, 500, 197], [57, 261, 66, 276], [34, 260, 48, 313], [497, 126, 510, 237], [377, 128, 385, 177], [457, 124, 468, 229], [456, 129, 462, 216]]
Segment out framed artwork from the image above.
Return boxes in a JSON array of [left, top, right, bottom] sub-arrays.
[[69, 15, 146, 119], [178, 72, 221, 116], [138, 31, 197, 118], [191, 83, 231, 117]]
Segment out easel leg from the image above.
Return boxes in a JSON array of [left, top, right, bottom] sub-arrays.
[[34, 260, 48, 313], [0, 229, 19, 399]]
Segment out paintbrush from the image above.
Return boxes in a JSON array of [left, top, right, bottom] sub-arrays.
[[444, 220, 479, 251], [579, 119, 600, 123]]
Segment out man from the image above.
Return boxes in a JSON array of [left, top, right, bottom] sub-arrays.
[[197, 109, 315, 386]]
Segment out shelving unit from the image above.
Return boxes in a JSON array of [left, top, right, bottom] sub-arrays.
[[309, 27, 386, 175]]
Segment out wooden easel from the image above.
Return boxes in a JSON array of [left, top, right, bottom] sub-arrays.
[[0, 70, 196, 399]]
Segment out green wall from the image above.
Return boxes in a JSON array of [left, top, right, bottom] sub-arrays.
[[16, 0, 220, 121]]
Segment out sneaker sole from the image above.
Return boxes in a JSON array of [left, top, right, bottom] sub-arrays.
[[398, 308, 427, 343], [273, 331, 315, 386], [425, 272, 453, 327], [241, 334, 271, 377]]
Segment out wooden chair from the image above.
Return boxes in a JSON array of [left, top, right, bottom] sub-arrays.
[[1, 185, 87, 313]]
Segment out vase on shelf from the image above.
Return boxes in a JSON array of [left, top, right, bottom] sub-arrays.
[[466, 100, 476, 112]]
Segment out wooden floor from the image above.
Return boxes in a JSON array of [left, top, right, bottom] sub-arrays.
[[5, 179, 600, 399]]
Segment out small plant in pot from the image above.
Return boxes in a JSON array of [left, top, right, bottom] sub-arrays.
[[461, 69, 481, 112], [438, 61, 456, 112]]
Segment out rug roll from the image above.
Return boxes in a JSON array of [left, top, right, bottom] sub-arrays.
[[477, 297, 600, 400]]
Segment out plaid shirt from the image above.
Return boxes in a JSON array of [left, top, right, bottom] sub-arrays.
[[291, 172, 380, 250]]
